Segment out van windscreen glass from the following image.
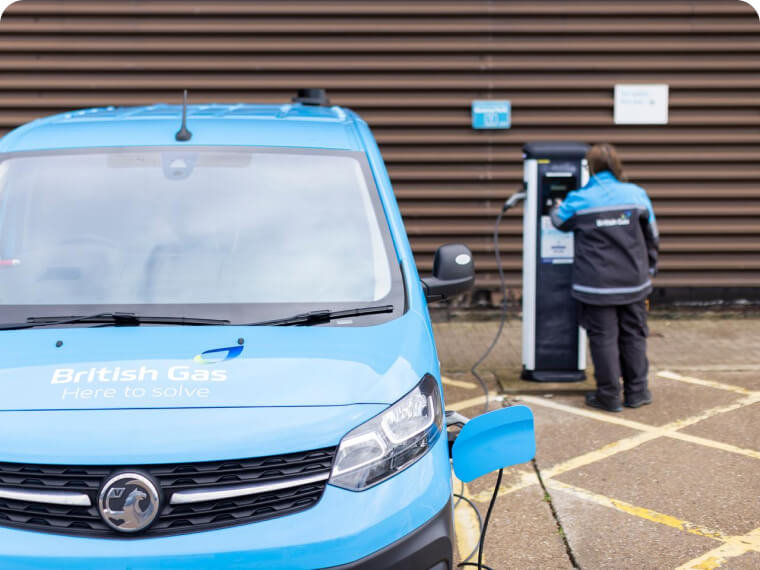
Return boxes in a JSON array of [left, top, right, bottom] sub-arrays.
[[0, 147, 403, 325]]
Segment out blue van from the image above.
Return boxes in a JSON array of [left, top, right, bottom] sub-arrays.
[[0, 89, 534, 569]]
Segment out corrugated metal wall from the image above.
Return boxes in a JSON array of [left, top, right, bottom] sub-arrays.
[[1, 0, 759, 298]]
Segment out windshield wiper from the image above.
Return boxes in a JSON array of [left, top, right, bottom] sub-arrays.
[[0, 305, 394, 330], [0, 312, 230, 331], [246, 304, 395, 327]]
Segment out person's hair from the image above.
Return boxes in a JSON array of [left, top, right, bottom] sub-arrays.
[[587, 143, 626, 181]]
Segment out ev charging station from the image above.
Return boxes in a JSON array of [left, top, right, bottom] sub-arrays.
[[521, 142, 589, 382]]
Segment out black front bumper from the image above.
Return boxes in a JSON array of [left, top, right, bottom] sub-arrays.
[[326, 501, 454, 570]]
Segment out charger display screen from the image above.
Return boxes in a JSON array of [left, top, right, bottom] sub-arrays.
[[540, 175, 577, 215]]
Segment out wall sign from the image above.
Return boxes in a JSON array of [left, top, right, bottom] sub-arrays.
[[471, 100, 511, 129], [614, 84, 669, 125]]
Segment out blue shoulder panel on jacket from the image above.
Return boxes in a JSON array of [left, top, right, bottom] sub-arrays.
[[554, 171, 655, 225], [555, 188, 591, 223]]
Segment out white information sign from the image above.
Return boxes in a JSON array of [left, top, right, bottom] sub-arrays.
[[614, 84, 669, 125], [540, 216, 573, 264]]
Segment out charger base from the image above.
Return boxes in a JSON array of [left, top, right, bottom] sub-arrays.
[[521, 368, 586, 383]]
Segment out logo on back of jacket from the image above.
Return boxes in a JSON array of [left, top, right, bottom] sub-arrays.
[[596, 211, 632, 228]]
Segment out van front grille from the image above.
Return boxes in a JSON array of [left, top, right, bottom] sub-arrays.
[[0, 447, 336, 537]]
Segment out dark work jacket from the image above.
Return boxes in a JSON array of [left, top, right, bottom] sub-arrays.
[[550, 171, 659, 306]]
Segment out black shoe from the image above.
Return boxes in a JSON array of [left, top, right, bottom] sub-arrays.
[[624, 395, 652, 408], [585, 392, 622, 413]]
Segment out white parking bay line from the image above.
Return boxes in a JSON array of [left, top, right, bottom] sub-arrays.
[[455, 386, 760, 505], [518, 394, 657, 432], [666, 430, 760, 461], [441, 376, 478, 390], [470, 469, 540, 503], [664, 393, 760, 432], [668, 364, 760, 373], [519, 393, 760, 461], [657, 370, 754, 395], [447, 393, 502, 412]]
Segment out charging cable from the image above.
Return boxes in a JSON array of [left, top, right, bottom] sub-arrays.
[[450, 190, 525, 570], [452, 469, 503, 570], [469, 190, 526, 414]]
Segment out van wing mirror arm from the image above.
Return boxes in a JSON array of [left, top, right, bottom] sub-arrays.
[[421, 275, 473, 302]]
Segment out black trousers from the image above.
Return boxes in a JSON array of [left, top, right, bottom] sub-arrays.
[[578, 300, 650, 407]]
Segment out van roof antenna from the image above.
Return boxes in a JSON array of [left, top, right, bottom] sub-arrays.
[[175, 90, 192, 142]]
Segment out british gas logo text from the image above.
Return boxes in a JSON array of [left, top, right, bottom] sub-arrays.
[[51, 366, 228, 384], [193, 345, 244, 365], [50, 365, 228, 402], [596, 212, 631, 228]]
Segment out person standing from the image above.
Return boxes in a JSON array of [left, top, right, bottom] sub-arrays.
[[550, 143, 659, 412]]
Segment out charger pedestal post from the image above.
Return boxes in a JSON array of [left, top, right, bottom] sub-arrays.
[[521, 142, 589, 382]]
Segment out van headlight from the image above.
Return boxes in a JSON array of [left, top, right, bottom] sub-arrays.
[[329, 374, 443, 491]]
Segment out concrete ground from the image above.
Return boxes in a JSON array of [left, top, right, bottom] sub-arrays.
[[435, 316, 760, 570]]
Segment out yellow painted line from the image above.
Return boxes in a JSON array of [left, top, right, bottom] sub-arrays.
[[542, 431, 662, 480], [676, 526, 760, 569], [473, 391, 760, 503], [470, 390, 759, 501], [547, 480, 729, 542], [657, 370, 754, 395], [451, 374, 760, 562], [441, 375, 478, 390], [451, 472, 485, 566], [458, 381, 759, 503]]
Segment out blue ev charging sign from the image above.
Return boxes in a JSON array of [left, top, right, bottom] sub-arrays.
[[471, 100, 511, 129]]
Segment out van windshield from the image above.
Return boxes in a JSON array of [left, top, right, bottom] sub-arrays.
[[0, 147, 403, 325]]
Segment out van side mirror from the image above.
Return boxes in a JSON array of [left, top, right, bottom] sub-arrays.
[[421, 244, 475, 302], [451, 406, 535, 483]]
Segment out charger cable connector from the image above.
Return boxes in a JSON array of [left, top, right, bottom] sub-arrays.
[[503, 191, 526, 212]]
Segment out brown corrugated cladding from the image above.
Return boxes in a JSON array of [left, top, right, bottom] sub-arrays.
[[1, 0, 759, 296]]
